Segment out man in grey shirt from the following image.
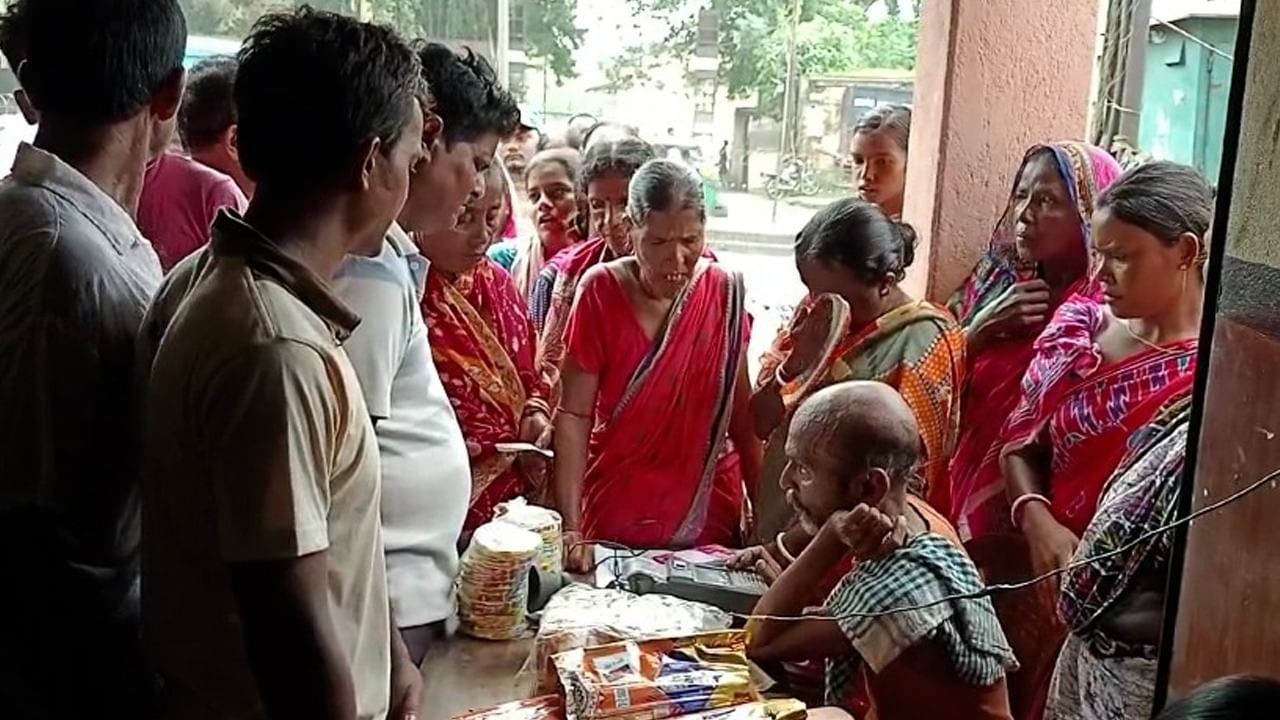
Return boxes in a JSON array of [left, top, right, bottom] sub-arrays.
[[0, 1, 186, 716], [333, 42, 521, 665]]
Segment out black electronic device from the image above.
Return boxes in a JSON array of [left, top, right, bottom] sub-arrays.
[[620, 557, 767, 616]]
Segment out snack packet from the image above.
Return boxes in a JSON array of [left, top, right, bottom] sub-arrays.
[[553, 630, 759, 720], [458, 522, 541, 640]]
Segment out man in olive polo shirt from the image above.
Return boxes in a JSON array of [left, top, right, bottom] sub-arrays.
[[143, 9, 425, 719]]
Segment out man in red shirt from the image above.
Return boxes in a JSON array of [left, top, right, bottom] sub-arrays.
[[137, 147, 246, 270], [136, 56, 248, 271], [181, 56, 253, 197]]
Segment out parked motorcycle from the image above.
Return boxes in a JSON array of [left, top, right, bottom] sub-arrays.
[[763, 155, 821, 199]]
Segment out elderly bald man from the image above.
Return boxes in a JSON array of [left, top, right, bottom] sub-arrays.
[[747, 381, 1018, 720]]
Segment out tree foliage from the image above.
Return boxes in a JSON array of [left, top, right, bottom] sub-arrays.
[[179, 0, 581, 80], [612, 0, 918, 117]]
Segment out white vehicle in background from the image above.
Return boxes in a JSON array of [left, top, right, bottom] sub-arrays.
[[184, 34, 241, 68], [0, 34, 239, 171]]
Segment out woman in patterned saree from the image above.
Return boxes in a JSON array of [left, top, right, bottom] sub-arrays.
[[1010, 162, 1209, 720], [943, 142, 1121, 719], [1045, 398, 1191, 720], [554, 159, 761, 570], [742, 198, 966, 560], [530, 137, 656, 395], [419, 164, 552, 531]]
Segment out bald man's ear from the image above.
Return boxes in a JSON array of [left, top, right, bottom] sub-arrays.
[[860, 467, 892, 508]]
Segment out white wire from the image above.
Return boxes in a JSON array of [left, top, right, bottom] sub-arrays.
[[737, 465, 1280, 622]]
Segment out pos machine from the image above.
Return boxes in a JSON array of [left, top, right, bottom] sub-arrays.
[[595, 548, 768, 616]]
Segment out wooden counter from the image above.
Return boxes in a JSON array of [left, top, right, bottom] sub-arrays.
[[420, 635, 537, 719]]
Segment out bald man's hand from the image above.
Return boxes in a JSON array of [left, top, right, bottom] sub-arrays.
[[728, 544, 786, 586], [829, 505, 907, 561]]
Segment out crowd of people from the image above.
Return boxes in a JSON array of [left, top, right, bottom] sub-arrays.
[[0, 1, 1235, 719]]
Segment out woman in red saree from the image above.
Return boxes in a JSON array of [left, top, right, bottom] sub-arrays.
[[554, 159, 762, 569], [947, 142, 1123, 541], [418, 164, 552, 531], [1000, 162, 1209, 720], [943, 143, 1121, 720]]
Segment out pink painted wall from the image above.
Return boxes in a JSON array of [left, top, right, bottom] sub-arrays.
[[902, 0, 1098, 302]]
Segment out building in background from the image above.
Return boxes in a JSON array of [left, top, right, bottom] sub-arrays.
[[1139, 0, 1238, 182], [802, 70, 914, 158]]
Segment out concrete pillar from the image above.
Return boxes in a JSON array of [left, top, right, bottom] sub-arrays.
[[901, 0, 1100, 301], [1162, 0, 1280, 703]]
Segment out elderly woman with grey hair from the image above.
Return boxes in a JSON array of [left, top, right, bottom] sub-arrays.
[[552, 159, 762, 570]]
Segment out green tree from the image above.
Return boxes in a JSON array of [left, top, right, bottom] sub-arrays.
[[612, 0, 917, 118], [179, 0, 581, 81]]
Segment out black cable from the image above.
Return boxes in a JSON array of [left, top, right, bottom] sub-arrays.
[[576, 539, 651, 577]]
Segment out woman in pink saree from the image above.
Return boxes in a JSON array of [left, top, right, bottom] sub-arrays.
[[1001, 162, 1208, 720], [553, 160, 761, 569]]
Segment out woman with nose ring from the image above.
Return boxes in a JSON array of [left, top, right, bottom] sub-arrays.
[[530, 137, 655, 400], [947, 142, 1124, 541], [1003, 162, 1207, 720], [943, 142, 1122, 719], [553, 159, 762, 569]]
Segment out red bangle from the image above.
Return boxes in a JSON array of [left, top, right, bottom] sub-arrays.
[[1010, 493, 1052, 530]]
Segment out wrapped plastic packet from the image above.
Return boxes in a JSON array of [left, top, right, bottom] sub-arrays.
[[450, 697, 804, 720], [458, 521, 541, 640], [529, 584, 732, 693], [452, 695, 564, 720], [553, 630, 759, 720], [493, 498, 563, 575]]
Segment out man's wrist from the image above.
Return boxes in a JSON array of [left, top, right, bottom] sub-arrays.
[[810, 520, 849, 556]]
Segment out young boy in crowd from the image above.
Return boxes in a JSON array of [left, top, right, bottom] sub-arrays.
[[136, 64, 248, 270], [181, 56, 253, 196], [142, 8, 425, 719]]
